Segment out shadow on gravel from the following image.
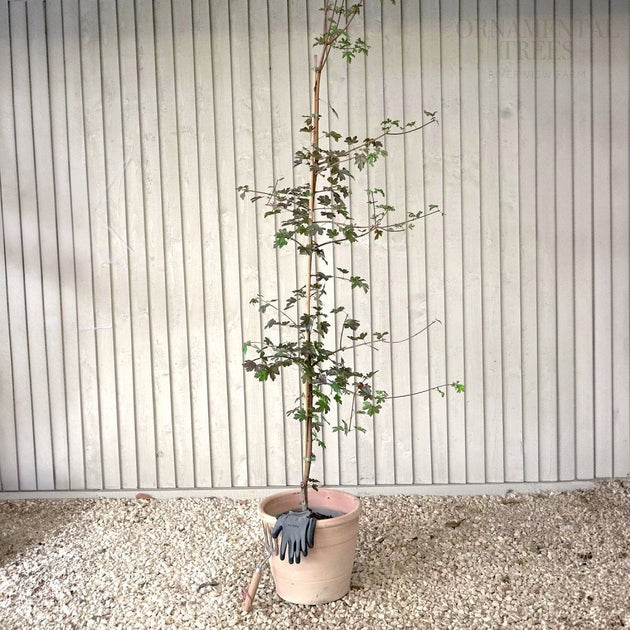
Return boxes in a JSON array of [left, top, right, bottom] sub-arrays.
[[0, 499, 94, 567]]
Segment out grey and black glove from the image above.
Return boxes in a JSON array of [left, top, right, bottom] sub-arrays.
[[271, 510, 316, 564]]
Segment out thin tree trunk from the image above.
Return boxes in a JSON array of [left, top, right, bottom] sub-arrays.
[[301, 54, 321, 509]]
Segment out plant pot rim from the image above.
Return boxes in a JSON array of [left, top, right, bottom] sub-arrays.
[[258, 487, 361, 530]]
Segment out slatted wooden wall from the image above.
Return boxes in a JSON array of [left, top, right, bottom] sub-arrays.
[[0, 0, 628, 494]]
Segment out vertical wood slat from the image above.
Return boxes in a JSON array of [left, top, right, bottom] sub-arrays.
[[0, 0, 26, 491], [554, 0, 576, 481], [460, 0, 486, 483], [610, 0, 630, 478], [497, 0, 524, 483], [518, 0, 540, 483], [274, 0, 304, 488], [422, 0, 449, 484], [46, 0, 85, 491], [440, 0, 466, 485], [478, 0, 504, 483], [229, 0, 266, 488], [0, 178, 17, 490], [172, 0, 212, 488], [10, 1, 55, 490], [573, 0, 596, 480], [210, 0, 248, 487], [134, 0, 175, 488], [0, 0, 629, 495], [460, 2, 486, 483], [99, 0, 137, 489], [321, 26, 347, 487], [249, 0, 287, 488], [247, 0, 277, 488], [402, 0, 431, 485], [28, 1, 69, 490], [344, 3, 372, 487], [535, 0, 559, 482], [591, 0, 613, 478], [154, 0, 194, 488], [79, 0, 120, 489], [0, 167, 17, 491], [116, 0, 157, 489], [382, 0, 413, 485], [62, 0, 100, 490], [363, 0, 393, 485], [192, 0, 231, 489]]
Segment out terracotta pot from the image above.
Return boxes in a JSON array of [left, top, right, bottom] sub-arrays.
[[258, 488, 361, 605]]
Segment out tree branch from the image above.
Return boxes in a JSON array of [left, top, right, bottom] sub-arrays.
[[316, 208, 443, 248], [314, 118, 438, 169], [386, 382, 463, 400], [254, 295, 299, 327]]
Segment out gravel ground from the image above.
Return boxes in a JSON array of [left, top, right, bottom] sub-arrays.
[[1, 481, 629, 629]]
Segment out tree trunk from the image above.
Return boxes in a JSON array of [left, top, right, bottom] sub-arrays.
[[301, 54, 322, 510]]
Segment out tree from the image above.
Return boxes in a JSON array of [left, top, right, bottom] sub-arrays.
[[239, 0, 463, 509]]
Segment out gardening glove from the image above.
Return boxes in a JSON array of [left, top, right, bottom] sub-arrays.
[[271, 510, 316, 565]]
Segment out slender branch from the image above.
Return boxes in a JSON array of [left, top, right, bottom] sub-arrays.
[[339, 392, 358, 434], [333, 320, 440, 355], [318, 1, 363, 75], [387, 319, 441, 344], [322, 0, 331, 38], [240, 120, 438, 203], [337, 312, 350, 354], [386, 383, 459, 400], [314, 118, 438, 169], [317, 207, 443, 233], [255, 295, 299, 327], [317, 208, 443, 248]]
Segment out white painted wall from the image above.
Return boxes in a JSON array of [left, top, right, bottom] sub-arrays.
[[0, 0, 628, 495]]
